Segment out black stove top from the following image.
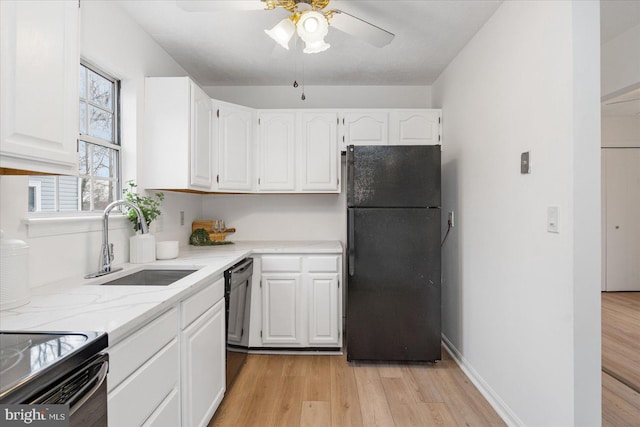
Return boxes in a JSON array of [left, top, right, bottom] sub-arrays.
[[0, 331, 108, 402]]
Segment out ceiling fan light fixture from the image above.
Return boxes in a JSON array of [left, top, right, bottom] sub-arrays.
[[297, 10, 329, 52], [264, 17, 296, 49], [302, 39, 330, 54]]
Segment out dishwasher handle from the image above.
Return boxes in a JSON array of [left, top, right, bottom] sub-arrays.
[[231, 258, 253, 275], [348, 209, 355, 277]]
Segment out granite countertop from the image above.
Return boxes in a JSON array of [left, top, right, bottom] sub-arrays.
[[0, 240, 342, 345]]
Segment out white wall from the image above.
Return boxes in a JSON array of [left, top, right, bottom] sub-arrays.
[[0, 1, 201, 288], [432, 1, 600, 426], [204, 85, 431, 109], [601, 23, 640, 98], [202, 161, 347, 243]]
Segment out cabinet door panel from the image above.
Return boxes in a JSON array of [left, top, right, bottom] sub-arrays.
[[308, 273, 339, 345], [219, 105, 253, 190], [261, 273, 304, 345], [390, 110, 441, 145], [182, 299, 226, 427], [1, 1, 79, 174], [190, 83, 213, 188], [258, 112, 295, 191], [300, 112, 339, 191], [343, 112, 388, 148]]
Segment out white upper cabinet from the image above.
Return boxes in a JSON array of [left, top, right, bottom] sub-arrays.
[[143, 77, 213, 191], [299, 112, 340, 192], [341, 112, 389, 149], [257, 111, 296, 191], [217, 102, 254, 191], [0, 0, 79, 175], [190, 83, 214, 188], [389, 110, 441, 145]]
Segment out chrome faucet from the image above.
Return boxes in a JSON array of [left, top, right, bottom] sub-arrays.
[[85, 200, 148, 279]]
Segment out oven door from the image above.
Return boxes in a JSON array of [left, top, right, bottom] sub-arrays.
[[30, 353, 109, 427]]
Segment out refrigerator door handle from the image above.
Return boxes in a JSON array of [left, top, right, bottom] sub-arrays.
[[348, 209, 355, 277]]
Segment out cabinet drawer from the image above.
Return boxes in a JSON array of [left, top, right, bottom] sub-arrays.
[[261, 256, 302, 272], [108, 339, 179, 427], [307, 256, 340, 273], [141, 388, 180, 427], [108, 308, 178, 392], [181, 276, 224, 329]]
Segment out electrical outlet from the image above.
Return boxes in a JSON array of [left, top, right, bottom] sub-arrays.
[[180, 211, 185, 226], [448, 211, 455, 228]]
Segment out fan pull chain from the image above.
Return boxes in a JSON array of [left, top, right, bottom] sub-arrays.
[[301, 54, 306, 101]]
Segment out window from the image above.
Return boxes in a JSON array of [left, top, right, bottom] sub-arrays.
[[28, 62, 120, 213]]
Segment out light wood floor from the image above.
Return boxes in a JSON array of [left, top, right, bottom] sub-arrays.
[[602, 292, 640, 391], [209, 348, 505, 427], [208, 293, 640, 427], [601, 292, 640, 427]]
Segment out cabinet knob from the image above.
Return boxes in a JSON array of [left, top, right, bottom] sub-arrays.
[[615, 225, 620, 229]]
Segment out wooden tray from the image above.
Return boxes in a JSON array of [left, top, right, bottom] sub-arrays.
[[192, 220, 235, 242]]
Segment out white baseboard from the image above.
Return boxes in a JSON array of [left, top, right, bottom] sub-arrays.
[[441, 334, 525, 427]]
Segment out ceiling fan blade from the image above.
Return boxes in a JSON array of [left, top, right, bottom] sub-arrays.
[[330, 9, 395, 47], [176, 0, 266, 12]]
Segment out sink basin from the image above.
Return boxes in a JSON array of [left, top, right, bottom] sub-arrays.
[[100, 269, 198, 286]]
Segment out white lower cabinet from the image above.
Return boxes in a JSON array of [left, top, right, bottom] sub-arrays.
[[181, 289, 226, 427], [307, 273, 340, 345], [261, 273, 304, 345], [258, 254, 342, 348], [107, 276, 226, 427], [141, 389, 180, 427], [107, 308, 180, 427]]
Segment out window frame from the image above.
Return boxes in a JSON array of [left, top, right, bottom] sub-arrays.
[[78, 59, 122, 212]]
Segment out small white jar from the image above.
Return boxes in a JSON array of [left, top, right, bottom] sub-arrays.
[[156, 241, 179, 260], [130, 234, 156, 263]]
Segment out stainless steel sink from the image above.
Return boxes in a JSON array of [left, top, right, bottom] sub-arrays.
[[100, 269, 198, 286]]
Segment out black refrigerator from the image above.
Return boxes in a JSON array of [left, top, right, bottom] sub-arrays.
[[346, 145, 441, 362]]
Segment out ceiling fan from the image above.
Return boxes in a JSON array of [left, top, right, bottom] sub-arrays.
[[176, 0, 395, 54]]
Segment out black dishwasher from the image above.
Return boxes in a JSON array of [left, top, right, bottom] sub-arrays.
[[224, 258, 253, 389]]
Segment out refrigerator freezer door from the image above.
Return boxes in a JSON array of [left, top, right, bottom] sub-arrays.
[[347, 145, 441, 208], [346, 207, 441, 362]]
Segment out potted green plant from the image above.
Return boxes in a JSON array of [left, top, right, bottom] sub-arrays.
[[122, 180, 164, 232], [122, 181, 164, 263]]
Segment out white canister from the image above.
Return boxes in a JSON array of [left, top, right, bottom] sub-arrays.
[[156, 241, 179, 260], [0, 231, 30, 310], [130, 234, 156, 263]]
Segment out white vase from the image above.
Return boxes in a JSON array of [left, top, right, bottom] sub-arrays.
[[130, 234, 156, 264]]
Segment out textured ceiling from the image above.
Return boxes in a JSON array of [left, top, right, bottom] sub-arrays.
[[116, 0, 503, 86]]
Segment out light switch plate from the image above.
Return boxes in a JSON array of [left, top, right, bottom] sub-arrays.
[[547, 206, 559, 233]]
